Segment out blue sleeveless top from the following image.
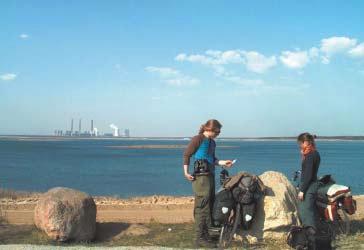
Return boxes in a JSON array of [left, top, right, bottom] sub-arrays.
[[194, 138, 216, 173]]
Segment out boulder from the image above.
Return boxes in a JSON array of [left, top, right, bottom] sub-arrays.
[[34, 187, 96, 242], [238, 171, 299, 242]]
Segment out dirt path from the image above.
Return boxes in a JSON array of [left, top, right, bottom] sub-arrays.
[[1, 196, 195, 225], [1, 195, 363, 225]]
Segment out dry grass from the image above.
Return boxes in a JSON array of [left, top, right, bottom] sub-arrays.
[[0, 207, 6, 224], [0, 222, 276, 248], [0, 188, 38, 225], [0, 188, 39, 200], [0, 221, 363, 249]]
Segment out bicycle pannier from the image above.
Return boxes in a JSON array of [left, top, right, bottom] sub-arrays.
[[212, 189, 234, 226]]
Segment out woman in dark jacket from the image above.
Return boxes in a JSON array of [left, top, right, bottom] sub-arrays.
[[297, 132, 320, 249]]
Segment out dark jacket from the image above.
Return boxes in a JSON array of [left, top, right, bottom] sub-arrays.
[[300, 151, 320, 194]]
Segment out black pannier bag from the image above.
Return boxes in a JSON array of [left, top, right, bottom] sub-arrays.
[[232, 185, 254, 204], [233, 175, 264, 204], [287, 226, 332, 250], [240, 175, 256, 191], [315, 234, 332, 250], [212, 189, 235, 226], [241, 202, 256, 230], [287, 226, 308, 250], [231, 175, 263, 230]]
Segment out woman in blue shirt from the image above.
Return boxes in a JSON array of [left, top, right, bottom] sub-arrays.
[[183, 119, 233, 247]]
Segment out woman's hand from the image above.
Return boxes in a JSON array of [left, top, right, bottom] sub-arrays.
[[184, 172, 195, 181], [219, 160, 233, 168], [298, 191, 304, 201]]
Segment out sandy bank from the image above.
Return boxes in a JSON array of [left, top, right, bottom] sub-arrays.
[[0, 195, 194, 225], [1, 195, 363, 225]]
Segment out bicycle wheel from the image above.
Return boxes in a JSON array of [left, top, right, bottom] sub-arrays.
[[335, 208, 350, 235], [327, 207, 350, 241], [218, 203, 241, 248]]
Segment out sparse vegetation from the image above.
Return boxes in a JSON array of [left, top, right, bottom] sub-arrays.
[[0, 192, 363, 249], [0, 222, 363, 249], [0, 188, 39, 200], [0, 206, 6, 224]]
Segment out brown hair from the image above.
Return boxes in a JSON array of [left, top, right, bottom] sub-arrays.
[[297, 132, 317, 145], [199, 119, 222, 134]]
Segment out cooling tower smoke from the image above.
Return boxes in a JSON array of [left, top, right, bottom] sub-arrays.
[[109, 124, 119, 137], [93, 127, 98, 136]]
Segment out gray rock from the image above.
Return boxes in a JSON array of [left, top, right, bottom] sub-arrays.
[[34, 187, 96, 242]]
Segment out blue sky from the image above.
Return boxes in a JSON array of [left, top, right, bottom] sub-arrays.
[[1, 1, 364, 137]]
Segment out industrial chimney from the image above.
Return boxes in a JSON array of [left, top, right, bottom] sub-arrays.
[[79, 119, 82, 135], [91, 120, 94, 135], [71, 118, 74, 134]]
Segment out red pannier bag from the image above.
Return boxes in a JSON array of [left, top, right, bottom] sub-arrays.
[[343, 196, 357, 215], [316, 200, 337, 221]]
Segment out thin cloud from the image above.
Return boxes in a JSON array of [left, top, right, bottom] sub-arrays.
[[320, 36, 357, 55], [165, 77, 199, 86], [308, 47, 320, 58], [114, 64, 122, 70], [0, 73, 17, 81], [19, 34, 29, 39], [174, 35, 364, 86], [242, 51, 277, 73], [145, 66, 199, 86], [175, 50, 276, 73], [175, 50, 273, 86], [321, 56, 330, 64], [348, 43, 364, 57], [145, 66, 179, 77], [280, 50, 310, 69], [223, 76, 264, 86]]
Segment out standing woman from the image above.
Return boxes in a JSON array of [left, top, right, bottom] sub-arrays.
[[297, 132, 320, 249], [183, 119, 233, 248]]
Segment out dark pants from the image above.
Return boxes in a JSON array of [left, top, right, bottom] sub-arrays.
[[298, 181, 319, 230], [192, 174, 215, 238]]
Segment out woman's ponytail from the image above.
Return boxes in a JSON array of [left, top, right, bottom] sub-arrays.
[[198, 125, 205, 135]]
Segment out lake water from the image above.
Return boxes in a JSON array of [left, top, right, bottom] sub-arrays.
[[0, 138, 363, 197]]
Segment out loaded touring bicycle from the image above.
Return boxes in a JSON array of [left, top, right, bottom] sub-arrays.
[[287, 172, 357, 249], [209, 168, 266, 248]]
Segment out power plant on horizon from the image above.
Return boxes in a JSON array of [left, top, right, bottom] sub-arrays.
[[54, 119, 130, 137]]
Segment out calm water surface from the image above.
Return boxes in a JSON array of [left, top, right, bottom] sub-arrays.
[[0, 138, 363, 197]]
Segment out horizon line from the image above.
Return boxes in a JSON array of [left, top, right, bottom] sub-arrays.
[[1, 135, 364, 139]]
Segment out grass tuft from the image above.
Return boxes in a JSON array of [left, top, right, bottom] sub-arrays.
[[0, 188, 39, 200], [0, 221, 364, 249]]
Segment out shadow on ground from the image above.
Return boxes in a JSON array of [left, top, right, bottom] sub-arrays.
[[95, 222, 130, 241], [351, 218, 364, 233]]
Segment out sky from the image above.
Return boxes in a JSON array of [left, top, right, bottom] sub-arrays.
[[1, 0, 364, 137]]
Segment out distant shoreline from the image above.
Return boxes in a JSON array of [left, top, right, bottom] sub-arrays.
[[1, 135, 364, 141]]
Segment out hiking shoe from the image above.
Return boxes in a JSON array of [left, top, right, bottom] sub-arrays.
[[203, 232, 216, 243], [207, 226, 221, 235], [195, 238, 217, 248]]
